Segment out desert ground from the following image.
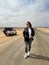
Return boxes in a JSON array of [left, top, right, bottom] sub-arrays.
[[37, 28, 49, 33], [0, 28, 49, 65], [0, 28, 23, 52]]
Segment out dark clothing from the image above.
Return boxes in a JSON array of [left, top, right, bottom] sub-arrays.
[[23, 27, 35, 53], [23, 27, 35, 42], [25, 39, 32, 53]]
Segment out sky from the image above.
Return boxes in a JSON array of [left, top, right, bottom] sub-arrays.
[[0, 0, 49, 27]]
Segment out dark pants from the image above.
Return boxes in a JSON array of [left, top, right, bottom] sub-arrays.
[[25, 39, 32, 53]]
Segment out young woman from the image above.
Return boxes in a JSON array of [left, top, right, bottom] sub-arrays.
[[23, 21, 35, 58]]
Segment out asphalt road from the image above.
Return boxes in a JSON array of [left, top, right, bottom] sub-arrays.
[[0, 29, 49, 65]]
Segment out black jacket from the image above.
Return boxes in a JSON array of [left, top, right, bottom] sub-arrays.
[[23, 27, 35, 42]]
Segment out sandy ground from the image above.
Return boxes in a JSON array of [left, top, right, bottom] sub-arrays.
[[0, 28, 49, 65], [0, 28, 23, 43], [0, 28, 23, 53], [37, 28, 49, 33]]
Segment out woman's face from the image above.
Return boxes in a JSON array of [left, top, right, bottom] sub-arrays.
[[26, 23, 30, 28]]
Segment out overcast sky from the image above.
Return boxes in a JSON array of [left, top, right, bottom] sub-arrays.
[[0, 0, 49, 27]]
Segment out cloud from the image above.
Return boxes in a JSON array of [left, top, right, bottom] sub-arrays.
[[0, 0, 49, 27]]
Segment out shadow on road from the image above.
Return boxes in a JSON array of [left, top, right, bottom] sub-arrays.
[[30, 54, 49, 61]]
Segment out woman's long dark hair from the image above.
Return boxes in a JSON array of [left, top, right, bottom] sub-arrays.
[[27, 21, 32, 28]]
